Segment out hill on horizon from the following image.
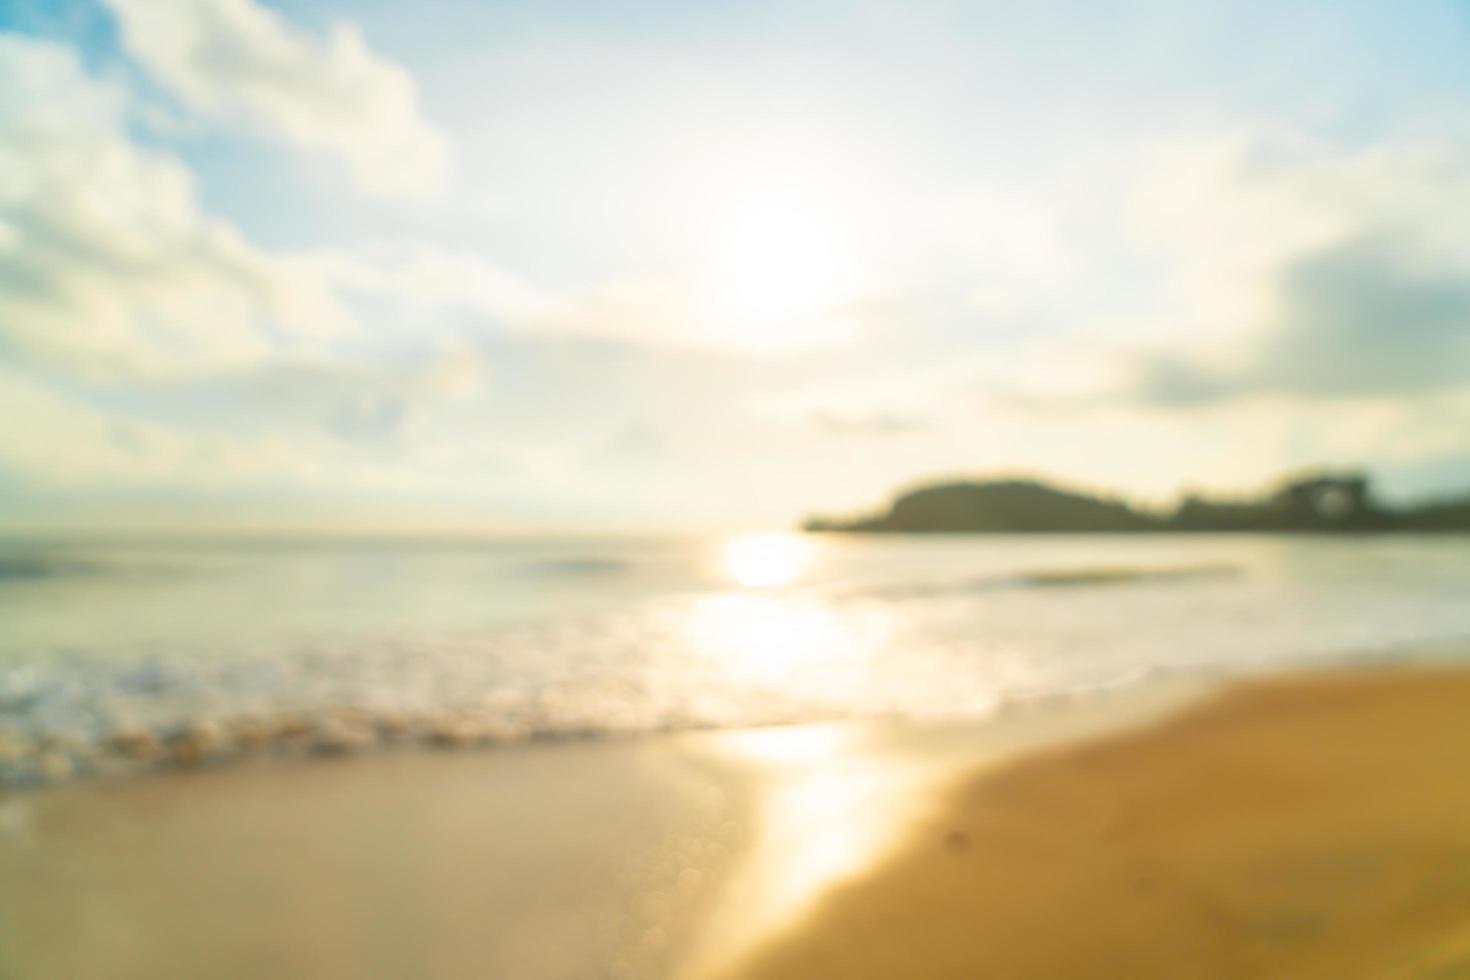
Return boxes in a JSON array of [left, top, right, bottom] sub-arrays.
[[803, 471, 1470, 534]]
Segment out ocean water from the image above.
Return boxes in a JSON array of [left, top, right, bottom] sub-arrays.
[[2, 532, 1469, 785]]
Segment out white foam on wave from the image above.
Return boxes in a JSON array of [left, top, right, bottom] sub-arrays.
[[4, 535, 1470, 790]]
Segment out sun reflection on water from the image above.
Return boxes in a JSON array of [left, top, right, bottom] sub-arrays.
[[682, 593, 855, 689], [669, 536, 932, 975], [718, 534, 813, 589]]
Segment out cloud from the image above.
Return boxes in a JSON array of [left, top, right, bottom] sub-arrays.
[[0, 32, 513, 498], [0, 34, 534, 379], [163, 341, 491, 446], [0, 33, 359, 377], [0, 363, 340, 490], [963, 128, 1470, 414], [811, 409, 932, 436], [101, 0, 448, 197], [1133, 232, 1470, 406], [311, 243, 554, 327]]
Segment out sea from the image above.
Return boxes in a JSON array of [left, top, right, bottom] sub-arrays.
[[3, 531, 1469, 786]]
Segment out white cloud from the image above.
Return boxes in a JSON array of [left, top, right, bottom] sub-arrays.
[[0, 364, 331, 489], [1117, 130, 1470, 405], [0, 34, 356, 376], [0, 32, 511, 498], [101, 0, 448, 197], [938, 126, 1470, 416], [0, 35, 538, 382], [312, 243, 554, 326]]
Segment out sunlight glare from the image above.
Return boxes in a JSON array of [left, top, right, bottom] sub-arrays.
[[683, 723, 945, 979], [699, 183, 859, 348], [716, 722, 854, 766], [683, 593, 842, 689], [720, 533, 812, 589]]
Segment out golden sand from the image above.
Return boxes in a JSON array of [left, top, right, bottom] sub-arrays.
[[725, 667, 1470, 980], [5, 668, 1470, 979]]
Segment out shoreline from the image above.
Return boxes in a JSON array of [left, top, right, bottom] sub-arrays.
[[5, 661, 1470, 977], [9, 630, 1461, 798], [722, 663, 1470, 979], [0, 675, 1206, 980]]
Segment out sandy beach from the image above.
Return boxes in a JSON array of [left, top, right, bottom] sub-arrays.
[[6, 665, 1470, 978], [0, 682, 1195, 980], [0, 736, 748, 980], [725, 665, 1470, 980]]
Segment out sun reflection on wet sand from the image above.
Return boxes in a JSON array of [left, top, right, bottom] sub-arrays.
[[675, 722, 948, 980], [672, 680, 1215, 980]]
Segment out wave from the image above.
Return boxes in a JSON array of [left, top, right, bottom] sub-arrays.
[[515, 557, 633, 578], [0, 555, 104, 583], [4, 624, 1468, 794], [836, 563, 1240, 600], [0, 660, 1171, 792], [1018, 564, 1239, 587]]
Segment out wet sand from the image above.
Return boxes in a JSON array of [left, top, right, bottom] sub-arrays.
[[0, 738, 747, 980], [725, 666, 1470, 980]]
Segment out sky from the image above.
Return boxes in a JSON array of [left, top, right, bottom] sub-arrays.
[[2, 0, 1470, 530]]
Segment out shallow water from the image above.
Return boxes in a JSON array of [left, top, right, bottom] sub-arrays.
[[2, 532, 1469, 785]]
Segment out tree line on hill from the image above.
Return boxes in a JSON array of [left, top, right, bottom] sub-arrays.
[[802, 472, 1470, 533]]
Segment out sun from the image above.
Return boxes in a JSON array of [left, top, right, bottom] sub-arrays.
[[698, 183, 860, 348]]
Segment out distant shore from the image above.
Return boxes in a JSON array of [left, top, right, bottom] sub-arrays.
[[723, 664, 1470, 979], [804, 471, 1470, 533]]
